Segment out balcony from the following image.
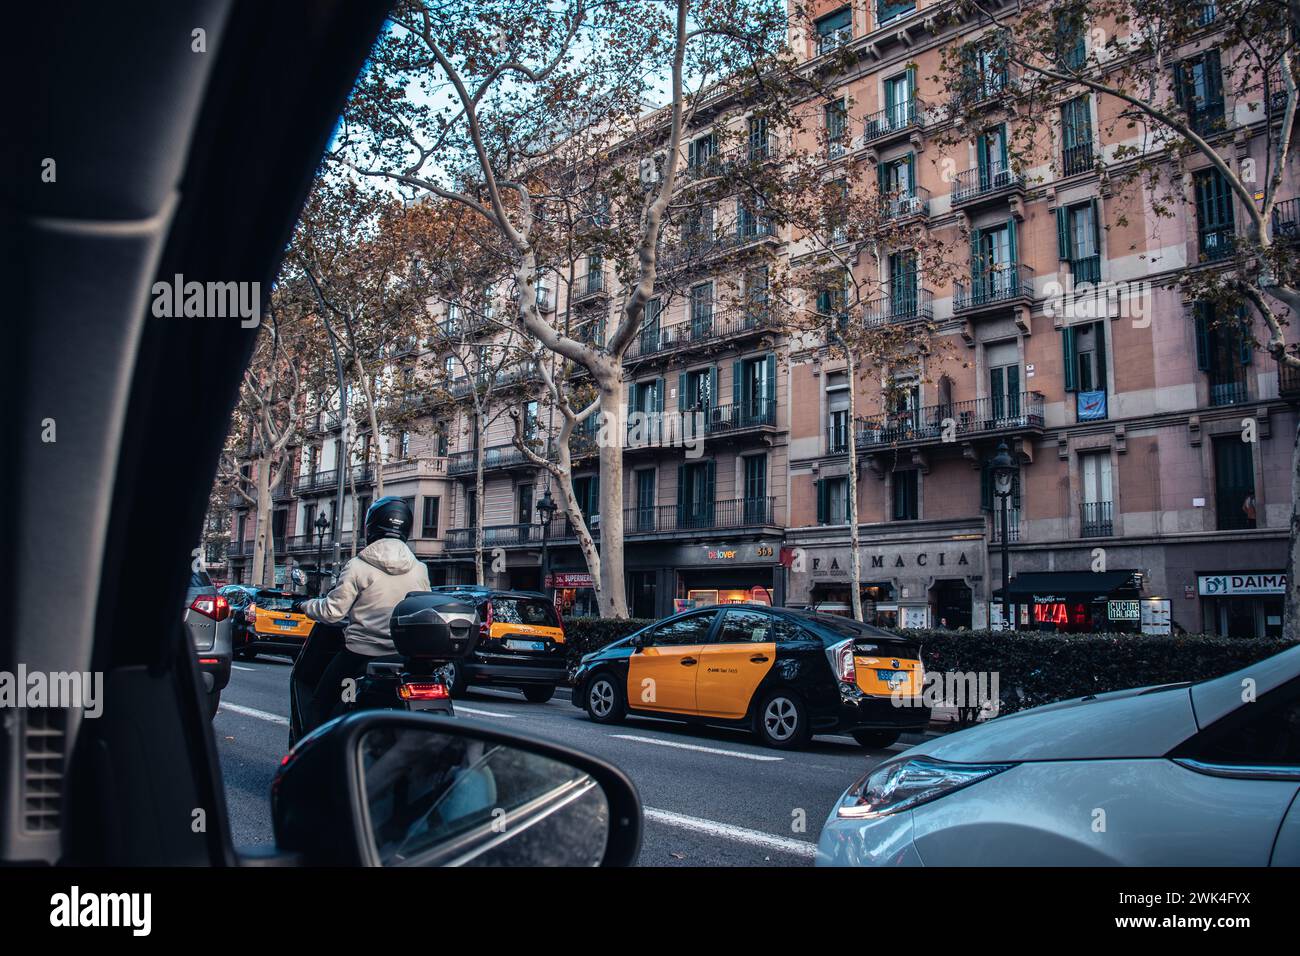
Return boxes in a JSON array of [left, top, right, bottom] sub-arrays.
[[953, 263, 1034, 315], [860, 99, 929, 148], [295, 467, 340, 493], [657, 222, 779, 273], [625, 303, 776, 361], [447, 443, 536, 477], [1198, 227, 1236, 263], [991, 506, 1020, 544], [700, 397, 778, 440], [1062, 141, 1095, 177], [447, 360, 541, 399], [1209, 377, 1249, 407], [951, 164, 1024, 208], [826, 420, 850, 455], [1069, 255, 1101, 284], [572, 271, 608, 306], [1271, 198, 1299, 242], [880, 186, 930, 223], [863, 288, 934, 327], [1278, 356, 1300, 398], [1080, 500, 1114, 538], [856, 391, 1046, 451]]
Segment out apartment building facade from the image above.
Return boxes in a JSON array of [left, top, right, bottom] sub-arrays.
[[226, 0, 1297, 637]]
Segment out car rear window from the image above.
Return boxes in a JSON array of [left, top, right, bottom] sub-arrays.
[[189, 570, 213, 588], [491, 598, 559, 627], [254, 592, 296, 611]]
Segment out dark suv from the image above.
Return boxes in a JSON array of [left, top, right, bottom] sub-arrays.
[[429, 587, 567, 703]]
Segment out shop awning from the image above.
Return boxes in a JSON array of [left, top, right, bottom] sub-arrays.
[[992, 571, 1140, 603]]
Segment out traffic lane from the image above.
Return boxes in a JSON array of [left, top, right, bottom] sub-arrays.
[[213, 665, 902, 864], [454, 687, 900, 846]]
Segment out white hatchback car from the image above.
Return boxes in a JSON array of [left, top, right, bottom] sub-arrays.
[[817, 644, 1300, 866]]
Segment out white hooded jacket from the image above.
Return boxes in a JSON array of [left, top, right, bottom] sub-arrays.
[[301, 538, 430, 656]]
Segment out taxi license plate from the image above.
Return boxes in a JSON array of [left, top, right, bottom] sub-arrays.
[[875, 669, 907, 685], [506, 639, 546, 652], [276, 619, 297, 628]]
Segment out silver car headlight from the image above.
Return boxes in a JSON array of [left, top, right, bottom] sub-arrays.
[[836, 757, 1014, 818]]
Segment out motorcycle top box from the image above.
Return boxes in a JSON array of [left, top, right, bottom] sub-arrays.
[[390, 592, 477, 662]]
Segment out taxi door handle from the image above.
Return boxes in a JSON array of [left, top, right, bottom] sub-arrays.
[[749, 654, 769, 663], [680, 657, 698, 666]]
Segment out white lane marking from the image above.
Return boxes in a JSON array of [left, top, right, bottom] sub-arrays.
[[644, 807, 817, 859], [455, 705, 517, 719], [218, 702, 289, 726], [231, 665, 256, 672], [609, 734, 783, 762]]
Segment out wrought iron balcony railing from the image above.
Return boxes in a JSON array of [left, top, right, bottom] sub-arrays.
[[861, 98, 929, 145], [856, 391, 1045, 449], [951, 163, 1024, 205], [954, 263, 1034, 313], [1080, 500, 1114, 538]]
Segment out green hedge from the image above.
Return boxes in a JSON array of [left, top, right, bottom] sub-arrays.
[[561, 618, 1295, 718]]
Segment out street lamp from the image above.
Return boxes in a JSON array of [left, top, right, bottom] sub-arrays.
[[536, 486, 557, 601], [990, 440, 1016, 631], [314, 511, 331, 596]]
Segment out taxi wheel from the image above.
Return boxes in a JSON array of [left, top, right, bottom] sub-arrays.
[[851, 730, 901, 749], [521, 684, 556, 704], [444, 661, 470, 698], [754, 689, 810, 750], [584, 673, 626, 724]]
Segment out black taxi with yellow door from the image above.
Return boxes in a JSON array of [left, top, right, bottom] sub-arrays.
[[571, 604, 930, 749]]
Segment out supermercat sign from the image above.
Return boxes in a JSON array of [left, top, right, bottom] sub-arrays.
[[1197, 573, 1286, 597]]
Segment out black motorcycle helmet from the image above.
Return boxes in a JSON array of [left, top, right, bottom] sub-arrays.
[[364, 496, 413, 544]]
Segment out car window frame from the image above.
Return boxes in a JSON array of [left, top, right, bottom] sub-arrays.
[[712, 607, 780, 645], [641, 610, 720, 647]]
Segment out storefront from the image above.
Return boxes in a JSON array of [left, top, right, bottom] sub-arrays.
[[1198, 571, 1285, 639], [992, 570, 1144, 633], [546, 571, 598, 617], [788, 522, 986, 630]]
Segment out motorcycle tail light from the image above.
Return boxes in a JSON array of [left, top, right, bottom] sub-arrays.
[[399, 682, 450, 701]]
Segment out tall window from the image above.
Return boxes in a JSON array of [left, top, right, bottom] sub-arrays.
[[827, 370, 850, 454], [1194, 168, 1235, 261], [816, 476, 851, 525], [1053, 10, 1086, 70], [744, 454, 768, 523], [882, 70, 914, 128], [1062, 321, 1108, 420], [1175, 50, 1225, 136], [1061, 95, 1093, 175], [1079, 451, 1113, 537], [889, 250, 919, 317], [747, 115, 770, 160], [987, 340, 1022, 423], [517, 483, 534, 526], [586, 254, 603, 293], [421, 497, 440, 538], [682, 367, 715, 413], [1056, 198, 1101, 282], [690, 282, 714, 338], [1213, 437, 1256, 530], [970, 219, 1020, 302], [815, 7, 852, 55], [735, 354, 776, 424], [687, 131, 717, 171], [892, 470, 919, 521], [825, 98, 848, 158], [1194, 301, 1251, 406], [635, 469, 656, 532], [678, 461, 715, 527]]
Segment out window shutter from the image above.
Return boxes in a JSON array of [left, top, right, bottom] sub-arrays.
[[1007, 216, 1018, 263], [1089, 197, 1102, 257], [1056, 206, 1071, 261], [676, 465, 686, 524], [976, 130, 989, 179], [1094, 320, 1108, 390], [1062, 325, 1078, 392], [1239, 306, 1252, 366], [906, 64, 917, 99], [1194, 302, 1211, 371], [906, 153, 916, 191], [733, 360, 744, 408], [678, 372, 688, 411], [876, 160, 887, 193], [816, 478, 828, 524], [1172, 63, 1185, 108], [970, 226, 984, 275], [655, 377, 665, 413], [1205, 51, 1223, 112], [709, 366, 719, 412], [704, 460, 716, 524], [764, 353, 777, 416], [980, 461, 992, 511]]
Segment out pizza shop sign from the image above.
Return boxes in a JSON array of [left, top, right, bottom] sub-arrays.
[[1197, 573, 1286, 597]]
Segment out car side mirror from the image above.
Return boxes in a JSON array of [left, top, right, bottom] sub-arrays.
[[271, 711, 642, 866]]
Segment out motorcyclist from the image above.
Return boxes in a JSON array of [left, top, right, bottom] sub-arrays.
[[300, 496, 430, 729]]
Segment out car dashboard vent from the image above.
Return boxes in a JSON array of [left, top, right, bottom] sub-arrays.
[[22, 707, 66, 833]]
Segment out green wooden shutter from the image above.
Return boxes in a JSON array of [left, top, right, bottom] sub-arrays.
[[1095, 321, 1108, 390], [1089, 198, 1102, 257], [1056, 206, 1071, 261], [1194, 302, 1211, 371], [709, 366, 719, 412], [970, 226, 984, 275], [733, 360, 744, 412], [676, 464, 686, 525], [816, 478, 827, 524], [655, 377, 665, 413], [876, 159, 887, 194], [1062, 325, 1078, 392], [1205, 52, 1223, 114], [1172, 62, 1186, 108], [906, 153, 915, 191], [1007, 216, 1018, 263], [764, 353, 776, 421], [704, 460, 716, 524], [678, 372, 687, 411], [976, 130, 989, 180]]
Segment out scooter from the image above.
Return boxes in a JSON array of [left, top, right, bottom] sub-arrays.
[[288, 591, 478, 746]]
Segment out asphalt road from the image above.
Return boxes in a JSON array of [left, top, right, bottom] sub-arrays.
[[214, 656, 920, 866]]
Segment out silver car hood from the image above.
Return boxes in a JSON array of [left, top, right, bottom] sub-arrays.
[[901, 683, 1199, 762]]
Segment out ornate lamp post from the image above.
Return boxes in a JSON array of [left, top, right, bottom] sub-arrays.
[[990, 440, 1017, 630], [314, 511, 331, 596], [535, 486, 557, 602]]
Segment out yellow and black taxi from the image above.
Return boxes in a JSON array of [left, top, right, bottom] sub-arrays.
[[221, 586, 315, 660], [429, 586, 568, 703], [571, 604, 929, 749]]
